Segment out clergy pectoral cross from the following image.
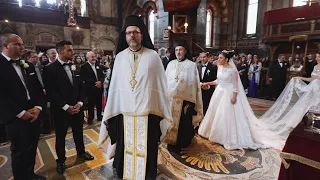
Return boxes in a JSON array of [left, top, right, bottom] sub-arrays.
[[130, 75, 137, 90], [175, 76, 179, 82]]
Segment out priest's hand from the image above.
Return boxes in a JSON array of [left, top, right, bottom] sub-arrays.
[[95, 81, 102, 88], [21, 111, 35, 121]]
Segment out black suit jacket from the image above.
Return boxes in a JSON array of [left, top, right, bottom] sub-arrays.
[[198, 62, 218, 93], [0, 54, 41, 124], [268, 60, 289, 84], [43, 60, 85, 112], [80, 62, 105, 98], [41, 60, 50, 66], [162, 57, 169, 70]]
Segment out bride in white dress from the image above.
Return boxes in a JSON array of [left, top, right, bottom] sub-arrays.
[[198, 50, 320, 150]]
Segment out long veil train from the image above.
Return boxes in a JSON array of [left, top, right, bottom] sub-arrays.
[[229, 59, 320, 149]]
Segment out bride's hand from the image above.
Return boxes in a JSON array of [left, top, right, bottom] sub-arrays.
[[231, 96, 237, 104]]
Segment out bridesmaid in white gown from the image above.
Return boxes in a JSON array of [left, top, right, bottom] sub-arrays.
[[198, 50, 320, 150]]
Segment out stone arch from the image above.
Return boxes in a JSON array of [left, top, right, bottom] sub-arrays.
[[131, 6, 143, 16], [25, 27, 63, 47], [96, 37, 116, 51], [207, 0, 229, 23], [141, 1, 157, 17]]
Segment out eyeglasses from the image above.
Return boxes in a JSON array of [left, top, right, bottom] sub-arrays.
[[125, 31, 141, 36]]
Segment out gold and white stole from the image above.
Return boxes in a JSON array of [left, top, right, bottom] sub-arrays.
[[164, 97, 183, 145], [123, 115, 148, 180]]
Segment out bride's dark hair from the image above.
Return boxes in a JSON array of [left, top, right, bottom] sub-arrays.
[[220, 50, 235, 62]]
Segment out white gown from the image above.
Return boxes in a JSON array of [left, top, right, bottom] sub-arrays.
[[198, 63, 320, 150]]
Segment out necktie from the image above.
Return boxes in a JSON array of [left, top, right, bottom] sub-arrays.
[[202, 64, 207, 67], [35, 66, 44, 87]]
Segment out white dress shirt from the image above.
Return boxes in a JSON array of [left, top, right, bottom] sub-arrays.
[[201, 62, 208, 79], [278, 59, 283, 67], [2, 52, 42, 118], [57, 58, 83, 111]]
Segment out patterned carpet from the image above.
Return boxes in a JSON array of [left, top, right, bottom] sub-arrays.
[[0, 98, 279, 180]]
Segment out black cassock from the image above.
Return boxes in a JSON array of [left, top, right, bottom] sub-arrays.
[[107, 114, 162, 180], [174, 101, 197, 149]]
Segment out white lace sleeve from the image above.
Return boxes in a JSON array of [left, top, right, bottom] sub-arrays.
[[232, 69, 238, 93]]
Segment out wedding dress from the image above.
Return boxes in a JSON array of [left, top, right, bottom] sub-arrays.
[[198, 62, 320, 150]]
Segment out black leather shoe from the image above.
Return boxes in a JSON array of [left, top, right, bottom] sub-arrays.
[[33, 174, 46, 180], [77, 152, 94, 161], [56, 162, 66, 174]]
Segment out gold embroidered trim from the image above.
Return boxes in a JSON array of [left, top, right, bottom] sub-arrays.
[[103, 111, 172, 124], [280, 152, 320, 170], [123, 116, 148, 180]]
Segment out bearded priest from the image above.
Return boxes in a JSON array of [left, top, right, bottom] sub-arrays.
[[165, 40, 203, 149], [98, 15, 173, 180]]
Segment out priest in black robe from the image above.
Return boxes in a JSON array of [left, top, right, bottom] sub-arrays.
[[98, 15, 172, 180], [165, 40, 203, 149]]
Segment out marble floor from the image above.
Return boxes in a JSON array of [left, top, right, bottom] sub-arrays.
[[0, 98, 279, 180]]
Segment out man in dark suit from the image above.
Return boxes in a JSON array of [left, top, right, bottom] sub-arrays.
[[43, 41, 94, 174], [0, 34, 46, 180], [198, 52, 217, 115], [268, 54, 289, 99], [305, 54, 317, 78], [26, 50, 50, 134], [80, 51, 104, 124], [162, 48, 170, 70]]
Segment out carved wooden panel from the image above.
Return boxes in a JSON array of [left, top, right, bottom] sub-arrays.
[[281, 23, 311, 33]]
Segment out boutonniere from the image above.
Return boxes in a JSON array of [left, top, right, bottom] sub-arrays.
[[96, 66, 100, 70], [71, 64, 76, 71], [284, 63, 287, 66], [20, 60, 29, 68], [206, 69, 210, 75]]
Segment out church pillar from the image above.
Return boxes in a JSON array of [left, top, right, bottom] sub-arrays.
[[267, 0, 272, 11]]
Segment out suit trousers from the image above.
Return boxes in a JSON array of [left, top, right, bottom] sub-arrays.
[[54, 110, 85, 163], [6, 116, 40, 180], [87, 92, 103, 122]]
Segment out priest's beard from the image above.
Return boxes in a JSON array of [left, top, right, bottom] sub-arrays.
[[127, 39, 142, 50]]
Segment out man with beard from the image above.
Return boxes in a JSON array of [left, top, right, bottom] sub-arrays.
[[43, 40, 94, 174], [165, 40, 203, 149], [98, 15, 172, 180]]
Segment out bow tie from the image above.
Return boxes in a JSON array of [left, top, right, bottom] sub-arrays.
[[10, 59, 21, 65], [62, 63, 72, 66], [202, 64, 207, 67], [279, 62, 283, 64]]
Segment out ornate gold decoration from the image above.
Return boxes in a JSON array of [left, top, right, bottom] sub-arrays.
[[123, 115, 148, 179], [179, 136, 261, 174], [280, 152, 320, 170], [174, 60, 188, 82], [128, 48, 144, 90]]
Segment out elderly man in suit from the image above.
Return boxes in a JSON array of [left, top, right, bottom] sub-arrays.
[[80, 51, 105, 124]]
